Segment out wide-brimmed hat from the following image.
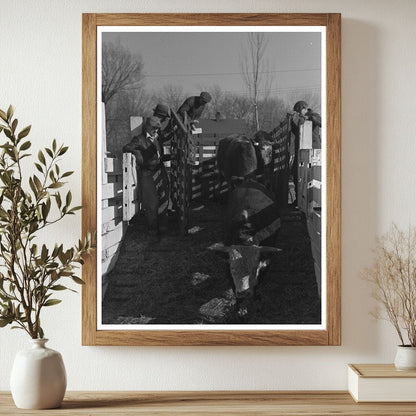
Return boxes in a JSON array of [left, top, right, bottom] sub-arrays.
[[199, 91, 212, 103], [153, 103, 171, 118]]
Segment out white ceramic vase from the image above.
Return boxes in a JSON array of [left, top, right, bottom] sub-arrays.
[[394, 345, 416, 371], [10, 339, 67, 409]]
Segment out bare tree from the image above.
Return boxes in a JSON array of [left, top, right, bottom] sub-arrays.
[[258, 97, 288, 132], [197, 84, 225, 119], [240, 33, 273, 131], [154, 84, 186, 111], [102, 39, 145, 104], [105, 88, 153, 155], [288, 89, 322, 114]]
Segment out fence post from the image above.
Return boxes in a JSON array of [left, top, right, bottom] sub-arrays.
[[122, 152, 138, 222]]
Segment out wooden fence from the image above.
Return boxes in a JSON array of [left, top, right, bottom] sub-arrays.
[[185, 116, 294, 205], [270, 114, 292, 208], [101, 103, 125, 296], [104, 110, 322, 297], [120, 115, 296, 225], [297, 120, 322, 297]]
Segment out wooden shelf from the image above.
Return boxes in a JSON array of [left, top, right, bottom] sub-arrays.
[[2, 391, 416, 415]]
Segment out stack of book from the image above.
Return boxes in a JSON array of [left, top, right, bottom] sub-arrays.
[[348, 364, 416, 402]]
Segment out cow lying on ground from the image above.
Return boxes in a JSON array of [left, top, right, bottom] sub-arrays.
[[209, 178, 281, 318]]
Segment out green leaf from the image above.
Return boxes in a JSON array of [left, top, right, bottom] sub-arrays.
[[58, 250, 67, 264], [61, 171, 74, 178], [4, 129, 12, 140], [0, 109, 7, 121], [43, 299, 62, 307], [41, 244, 48, 262], [51, 244, 59, 258], [0, 292, 11, 302], [34, 163, 43, 173], [52, 139, 57, 152], [19, 140, 31, 151], [50, 285, 68, 291], [71, 276, 85, 285], [38, 150, 46, 165], [48, 182, 64, 189], [45, 148, 53, 158], [18, 125, 31, 140], [69, 206, 82, 214], [65, 191, 72, 207], [41, 202, 50, 220], [19, 153, 30, 161], [38, 325, 44, 339], [6, 105, 14, 122], [0, 317, 13, 327], [11, 119, 18, 133], [55, 192, 62, 208], [29, 177, 38, 197], [33, 175, 42, 192], [58, 146, 68, 156]]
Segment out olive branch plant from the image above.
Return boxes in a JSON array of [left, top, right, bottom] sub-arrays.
[[0, 105, 94, 339], [363, 223, 416, 347]]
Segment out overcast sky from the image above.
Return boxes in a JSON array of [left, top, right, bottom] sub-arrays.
[[102, 30, 322, 99]]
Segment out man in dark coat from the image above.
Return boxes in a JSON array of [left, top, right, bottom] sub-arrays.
[[123, 116, 170, 242], [177, 91, 212, 124], [153, 103, 175, 144], [153, 103, 171, 123], [290, 100, 322, 206], [292, 100, 322, 148]]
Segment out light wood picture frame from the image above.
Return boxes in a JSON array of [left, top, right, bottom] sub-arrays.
[[82, 13, 341, 346]]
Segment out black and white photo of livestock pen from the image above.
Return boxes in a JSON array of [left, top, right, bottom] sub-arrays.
[[100, 30, 323, 326]]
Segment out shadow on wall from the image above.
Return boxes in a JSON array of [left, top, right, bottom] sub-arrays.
[[341, 19, 381, 355]]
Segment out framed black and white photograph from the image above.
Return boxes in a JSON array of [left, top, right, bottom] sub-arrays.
[[82, 13, 341, 346]]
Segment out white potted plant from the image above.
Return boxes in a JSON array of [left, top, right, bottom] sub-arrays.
[[363, 223, 416, 370], [0, 105, 94, 409]]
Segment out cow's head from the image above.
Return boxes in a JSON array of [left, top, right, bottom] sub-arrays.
[[208, 242, 281, 299], [252, 130, 274, 171]]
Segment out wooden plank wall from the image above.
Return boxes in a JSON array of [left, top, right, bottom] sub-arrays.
[[122, 152, 139, 222], [100, 105, 126, 297], [270, 115, 292, 208], [297, 121, 322, 297]]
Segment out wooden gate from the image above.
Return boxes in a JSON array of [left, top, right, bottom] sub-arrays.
[[270, 114, 292, 208], [170, 110, 193, 236]]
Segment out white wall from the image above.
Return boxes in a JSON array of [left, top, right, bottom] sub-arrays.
[[1, 0, 416, 391]]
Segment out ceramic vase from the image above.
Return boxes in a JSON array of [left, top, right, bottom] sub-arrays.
[[10, 338, 67, 409], [394, 345, 416, 371]]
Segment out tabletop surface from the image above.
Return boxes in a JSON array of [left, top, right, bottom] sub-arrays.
[[1, 391, 416, 415]]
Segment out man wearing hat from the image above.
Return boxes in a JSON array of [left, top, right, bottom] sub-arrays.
[[292, 100, 321, 148], [177, 91, 212, 124], [123, 116, 170, 242], [153, 103, 175, 144], [290, 100, 322, 206], [153, 103, 171, 123]]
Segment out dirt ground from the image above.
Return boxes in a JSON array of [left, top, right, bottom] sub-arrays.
[[102, 199, 321, 326]]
